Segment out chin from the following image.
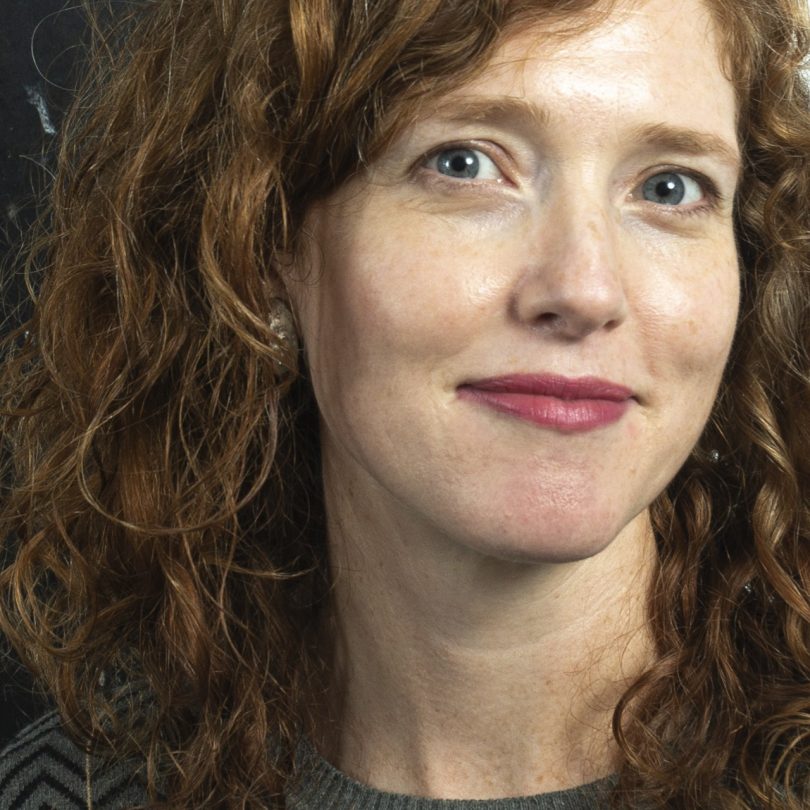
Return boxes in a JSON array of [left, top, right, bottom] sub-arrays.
[[465, 529, 623, 567], [458, 506, 651, 567]]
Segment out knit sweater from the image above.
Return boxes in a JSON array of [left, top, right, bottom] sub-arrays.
[[0, 711, 614, 808]]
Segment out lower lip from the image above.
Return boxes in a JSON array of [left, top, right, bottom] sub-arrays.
[[458, 388, 631, 433]]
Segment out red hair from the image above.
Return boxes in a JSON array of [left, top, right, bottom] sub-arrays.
[[1, 0, 809, 806]]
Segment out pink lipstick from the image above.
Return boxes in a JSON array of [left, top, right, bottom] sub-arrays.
[[457, 374, 633, 432]]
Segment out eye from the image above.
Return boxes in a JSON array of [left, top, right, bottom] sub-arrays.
[[427, 147, 504, 182], [639, 172, 704, 206]]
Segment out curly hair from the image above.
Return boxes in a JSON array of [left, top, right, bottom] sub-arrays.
[[1, 0, 809, 807]]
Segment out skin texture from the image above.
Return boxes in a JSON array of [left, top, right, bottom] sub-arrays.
[[287, 0, 741, 799]]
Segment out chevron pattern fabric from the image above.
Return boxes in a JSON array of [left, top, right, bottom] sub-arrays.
[[0, 711, 148, 809], [1, 712, 616, 808]]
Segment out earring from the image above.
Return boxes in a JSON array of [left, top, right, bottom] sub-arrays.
[[693, 446, 721, 465], [267, 298, 299, 382]]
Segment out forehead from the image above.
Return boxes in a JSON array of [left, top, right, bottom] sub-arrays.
[[408, 0, 737, 152]]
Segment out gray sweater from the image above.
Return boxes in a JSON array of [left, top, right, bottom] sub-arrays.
[[0, 711, 614, 808]]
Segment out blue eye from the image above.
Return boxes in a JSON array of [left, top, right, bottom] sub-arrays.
[[438, 149, 479, 178], [641, 172, 703, 205], [429, 147, 502, 181]]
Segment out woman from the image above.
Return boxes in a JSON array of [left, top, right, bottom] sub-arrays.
[[0, 0, 809, 807]]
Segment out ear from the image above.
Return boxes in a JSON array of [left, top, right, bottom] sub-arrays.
[[260, 269, 294, 311], [266, 239, 320, 329], [264, 210, 323, 352]]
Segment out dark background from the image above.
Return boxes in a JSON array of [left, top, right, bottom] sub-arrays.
[[0, 0, 97, 746], [0, 1, 94, 327]]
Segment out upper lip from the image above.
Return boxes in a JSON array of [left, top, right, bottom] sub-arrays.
[[460, 374, 634, 401]]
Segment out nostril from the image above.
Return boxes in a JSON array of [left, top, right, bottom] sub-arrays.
[[535, 312, 561, 327]]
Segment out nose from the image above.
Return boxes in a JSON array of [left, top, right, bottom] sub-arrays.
[[512, 199, 629, 339]]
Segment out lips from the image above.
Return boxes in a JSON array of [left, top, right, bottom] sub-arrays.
[[457, 374, 634, 432]]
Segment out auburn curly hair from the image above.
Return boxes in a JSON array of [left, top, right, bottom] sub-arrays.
[[1, 0, 810, 807]]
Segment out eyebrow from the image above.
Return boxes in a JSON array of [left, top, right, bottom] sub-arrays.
[[427, 97, 741, 173], [433, 97, 550, 137], [626, 123, 742, 174]]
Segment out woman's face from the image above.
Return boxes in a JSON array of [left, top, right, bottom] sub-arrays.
[[288, 0, 740, 563]]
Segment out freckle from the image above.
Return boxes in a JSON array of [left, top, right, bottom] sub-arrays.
[[588, 220, 599, 236]]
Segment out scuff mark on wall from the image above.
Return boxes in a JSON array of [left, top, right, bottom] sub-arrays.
[[24, 85, 56, 136]]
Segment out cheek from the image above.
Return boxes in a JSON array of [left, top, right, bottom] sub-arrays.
[[638, 237, 740, 379], [293, 243, 437, 436], [304, 220, 507, 386]]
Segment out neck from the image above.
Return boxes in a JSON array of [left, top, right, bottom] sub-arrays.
[[313, 464, 657, 801]]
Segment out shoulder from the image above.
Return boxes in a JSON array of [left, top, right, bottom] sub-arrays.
[[0, 710, 148, 809]]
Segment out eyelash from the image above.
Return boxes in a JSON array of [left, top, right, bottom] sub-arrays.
[[415, 142, 725, 216]]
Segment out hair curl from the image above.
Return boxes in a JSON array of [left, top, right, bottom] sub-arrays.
[[1, 0, 810, 807]]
